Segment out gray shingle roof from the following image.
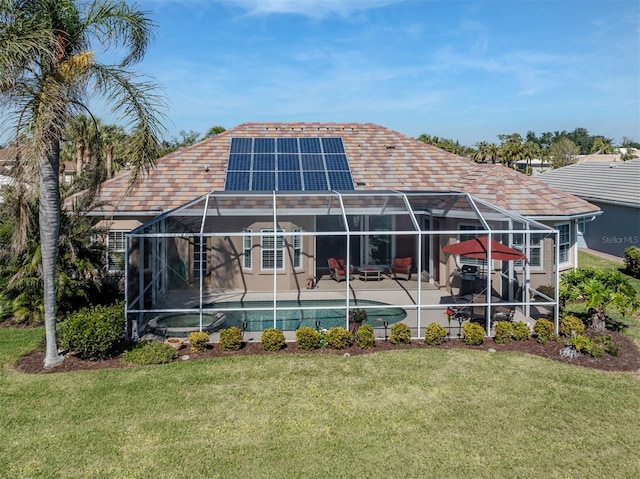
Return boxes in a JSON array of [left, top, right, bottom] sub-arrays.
[[537, 159, 640, 208]]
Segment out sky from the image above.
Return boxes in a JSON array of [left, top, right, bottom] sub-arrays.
[[6, 0, 640, 146]]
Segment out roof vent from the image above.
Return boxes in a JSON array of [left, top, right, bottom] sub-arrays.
[[385, 145, 396, 150]]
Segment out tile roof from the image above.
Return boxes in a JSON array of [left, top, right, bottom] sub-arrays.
[[78, 122, 599, 218], [537, 159, 640, 208]]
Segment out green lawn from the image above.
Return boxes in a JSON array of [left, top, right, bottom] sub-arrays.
[[1, 327, 639, 479]]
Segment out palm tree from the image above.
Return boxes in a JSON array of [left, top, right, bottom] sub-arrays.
[[0, 0, 165, 368], [472, 141, 490, 163], [521, 141, 541, 175], [590, 137, 614, 154]]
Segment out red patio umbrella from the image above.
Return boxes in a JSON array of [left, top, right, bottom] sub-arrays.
[[443, 236, 526, 261]]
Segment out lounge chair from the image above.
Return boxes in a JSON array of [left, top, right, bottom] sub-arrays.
[[391, 256, 412, 280], [327, 257, 354, 282]]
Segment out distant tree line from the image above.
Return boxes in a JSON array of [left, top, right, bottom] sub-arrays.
[[418, 127, 640, 173]]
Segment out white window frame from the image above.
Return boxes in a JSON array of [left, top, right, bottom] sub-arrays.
[[556, 222, 571, 265], [458, 224, 486, 267], [512, 232, 544, 270], [243, 228, 252, 269], [261, 228, 285, 271], [293, 227, 302, 269], [107, 230, 127, 272]]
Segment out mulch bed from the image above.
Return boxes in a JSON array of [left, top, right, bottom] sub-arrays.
[[14, 330, 639, 374]]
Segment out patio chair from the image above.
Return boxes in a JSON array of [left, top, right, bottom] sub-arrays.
[[492, 307, 515, 323], [327, 257, 354, 282], [391, 257, 412, 280]]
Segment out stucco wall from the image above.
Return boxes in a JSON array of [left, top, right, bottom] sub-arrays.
[[581, 202, 640, 257]]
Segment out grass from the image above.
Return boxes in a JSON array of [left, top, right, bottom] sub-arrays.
[[1, 327, 639, 478]]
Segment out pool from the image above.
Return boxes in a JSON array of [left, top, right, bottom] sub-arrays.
[[202, 299, 407, 332], [147, 312, 226, 338]]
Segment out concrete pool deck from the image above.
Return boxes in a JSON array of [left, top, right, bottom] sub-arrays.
[[147, 273, 551, 342]]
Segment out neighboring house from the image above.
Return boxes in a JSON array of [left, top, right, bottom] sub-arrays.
[[0, 174, 13, 203], [67, 123, 601, 336], [514, 158, 551, 176], [0, 146, 18, 175], [576, 153, 623, 164], [537, 159, 640, 258]]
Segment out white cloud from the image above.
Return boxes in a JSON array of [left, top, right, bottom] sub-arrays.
[[219, 0, 403, 18]]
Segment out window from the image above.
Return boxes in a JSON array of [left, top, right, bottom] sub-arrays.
[[557, 223, 571, 264], [261, 228, 285, 270], [512, 232, 543, 269], [243, 228, 252, 269], [193, 236, 207, 277], [458, 225, 486, 267], [293, 228, 302, 268], [107, 231, 126, 272]]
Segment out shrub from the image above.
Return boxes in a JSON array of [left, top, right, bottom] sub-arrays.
[[296, 327, 321, 350], [462, 322, 485, 346], [589, 342, 604, 358], [624, 246, 640, 277], [493, 321, 513, 344], [390, 322, 412, 345], [261, 328, 286, 351], [355, 324, 376, 349], [219, 326, 242, 351], [424, 323, 447, 346], [326, 327, 352, 349], [571, 334, 592, 354], [511, 321, 530, 341], [122, 341, 178, 365], [188, 331, 210, 353], [58, 302, 125, 360], [534, 318, 555, 344], [560, 314, 585, 337], [595, 334, 620, 356]]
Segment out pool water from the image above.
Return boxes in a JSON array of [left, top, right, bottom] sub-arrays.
[[203, 299, 406, 332]]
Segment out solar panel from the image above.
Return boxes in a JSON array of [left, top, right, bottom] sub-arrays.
[[325, 154, 349, 171], [225, 137, 354, 191], [301, 154, 324, 171], [254, 138, 275, 153], [322, 137, 345, 154], [303, 171, 328, 190], [299, 138, 322, 153], [328, 171, 355, 190], [253, 154, 275, 171], [230, 138, 252, 154], [278, 171, 302, 190], [252, 171, 276, 190], [277, 154, 300, 171], [225, 171, 250, 190], [277, 138, 298, 153], [228, 154, 251, 171]]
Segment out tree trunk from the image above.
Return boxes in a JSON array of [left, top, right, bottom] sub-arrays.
[[41, 139, 63, 368], [591, 311, 607, 333], [75, 139, 84, 178], [106, 144, 113, 179]]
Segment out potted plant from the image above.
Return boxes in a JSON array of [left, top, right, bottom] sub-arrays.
[[166, 337, 184, 350]]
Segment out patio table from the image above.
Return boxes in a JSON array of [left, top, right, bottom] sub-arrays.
[[358, 267, 385, 281]]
